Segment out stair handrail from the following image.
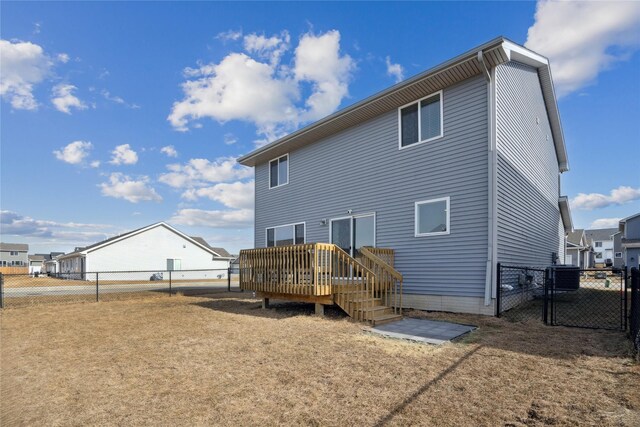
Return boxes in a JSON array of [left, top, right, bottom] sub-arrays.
[[359, 246, 403, 316]]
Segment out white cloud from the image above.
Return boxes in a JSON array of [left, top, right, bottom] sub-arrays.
[[99, 173, 162, 203], [216, 29, 243, 42], [53, 140, 93, 165], [571, 186, 640, 210], [160, 145, 178, 158], [51, 83, 87, 114], [243, 31, 290, 65], [224, 133, 237, 145], [0, 39, 53, 110], [101, 89, 140, 109], [109, 144, 138, 165], [169, 29, 354, 145], [589, 218, 621, 229], [90, 160, 101, 168], [158, 157, 253, 189], [57, 53, 70, 63], [170, 208, 253, 229], [525, 1, 640, 97], [182, 180, 254, 209], [294, 30, 355, 122], [0, 210, 111, 241], [385, 56, 404, 83]]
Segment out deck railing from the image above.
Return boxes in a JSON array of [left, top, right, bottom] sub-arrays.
[[359, 247, 403, 316], [238, 243, 401, 321]]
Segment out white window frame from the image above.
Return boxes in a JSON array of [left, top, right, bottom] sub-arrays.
[[398, 90, 444, 150], [595, 241, 602, 248], [268, 153, 289, 189], [415, 196, 450, 237], [265, 222, 306, 247], [615, 252, 622, 258]]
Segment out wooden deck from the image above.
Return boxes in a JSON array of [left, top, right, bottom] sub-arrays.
[[239, 243, 403, 324]]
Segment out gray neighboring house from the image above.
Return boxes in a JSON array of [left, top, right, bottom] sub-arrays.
[[619, 213, 640, 270], [0, 243, 29, 268], [612, 231, 624, 269], [238, 37, 572, 315], [41, 252, 65, 274], [565, 229, 590, 268], [584, 228, 617, 267]]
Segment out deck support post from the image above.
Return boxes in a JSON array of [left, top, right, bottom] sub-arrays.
[[262, 298, 270, 309], [315, 303, 325, 316]]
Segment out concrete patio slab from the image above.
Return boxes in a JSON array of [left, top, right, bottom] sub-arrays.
[[368, 317, 476, 345]]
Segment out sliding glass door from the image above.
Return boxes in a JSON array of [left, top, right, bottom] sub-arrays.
[[330, 214, 375, 257]]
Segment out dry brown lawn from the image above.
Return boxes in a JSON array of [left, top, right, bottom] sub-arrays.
[[1, 293, 639, 426]]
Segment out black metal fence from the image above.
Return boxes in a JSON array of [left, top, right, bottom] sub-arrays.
[[497, 264, 629, 332], [496, 264, 549, 322], [0, 268, 241, 308], [630, 268, 640, 353], [549, 268, 626, 330]]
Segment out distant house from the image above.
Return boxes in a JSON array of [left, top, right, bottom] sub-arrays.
[[619, 213, 640, 270], [28, 255, 46, 274], [56, 222, 233, 280], [565, 229, 590, 268], [612, 232, 624, 269], [0, 243, 29, 272], [41, 252, 65, 275], [584, 228, 617, 267], [237, 37, 572, 318]]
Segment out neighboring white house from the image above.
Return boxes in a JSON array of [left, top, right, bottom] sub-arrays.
[[28, 255, 45, 275], [584, 228, 617, 267], [57, 222, 234, 280]]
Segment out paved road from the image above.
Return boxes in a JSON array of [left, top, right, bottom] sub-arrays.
[[3, 282, 240, 297]]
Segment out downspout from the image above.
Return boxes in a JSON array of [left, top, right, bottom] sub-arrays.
[[478, 51, 497, 307]]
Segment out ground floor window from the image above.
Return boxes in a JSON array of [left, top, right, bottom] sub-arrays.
[[415, 197, 450, 236], [266, 223, 305, 247], [167, 259, 182, 271]]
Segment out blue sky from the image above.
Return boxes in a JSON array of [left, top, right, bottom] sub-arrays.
[[2, 1, 639, 254]]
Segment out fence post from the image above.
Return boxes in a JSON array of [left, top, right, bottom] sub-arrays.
[[495, 262, 501, 317], [623, 266, 627, 331], [0, 272, 4, 309], [227, 267, 231, 292], [543, 267, 549, 324], [96, 272, 99, 302], [169, 270, 172, 296]]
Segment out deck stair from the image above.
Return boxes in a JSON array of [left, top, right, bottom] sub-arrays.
[[239, 243, 403, 325]]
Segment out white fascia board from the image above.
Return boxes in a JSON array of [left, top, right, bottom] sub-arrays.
[[559, 196, 573, 232], [502, 41, 548, 68]]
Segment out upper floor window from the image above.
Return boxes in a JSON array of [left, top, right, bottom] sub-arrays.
[[615, 252, 622, 258], [399, 91, 443, 149], [10, 251, 18, 256], [415, 197, 450, 237], [595, 241, 602, 247], [266, 223, 305, 247], [269, 154, 289, 188]]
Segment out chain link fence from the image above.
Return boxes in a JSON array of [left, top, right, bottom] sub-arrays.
[[549, 268, 626, 330], [497, 263, 631, 333], [496, 264, 549, 322], [0, 268, 241, 308], [630, 268, 640, 354]]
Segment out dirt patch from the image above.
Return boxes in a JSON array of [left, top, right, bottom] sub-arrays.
[[1, 296, 639, 426]]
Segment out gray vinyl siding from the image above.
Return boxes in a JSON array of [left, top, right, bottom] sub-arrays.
[[495, 61, 561, 267], [255, 75, 489, 297]]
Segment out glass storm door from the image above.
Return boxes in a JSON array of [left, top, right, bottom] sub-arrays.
[[330, 214, 375, 257]]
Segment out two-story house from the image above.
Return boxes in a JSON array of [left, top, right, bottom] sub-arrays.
[[584, 228, 617, 267], [237, 37, 572, 320], [0, 242, 29, 272]]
